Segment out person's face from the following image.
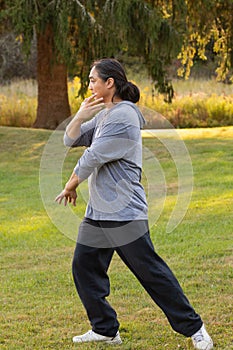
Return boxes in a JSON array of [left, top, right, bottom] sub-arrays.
[[88, 66, 115, 103]]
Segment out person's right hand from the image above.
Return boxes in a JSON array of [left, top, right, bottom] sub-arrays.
[[55, 188, 77, 206], [76, 93, 105, 122]]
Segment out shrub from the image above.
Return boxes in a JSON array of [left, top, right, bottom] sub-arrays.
[[140, 86, 233, 128], [0, 78, 232, 128], [0, 81, 37, 127]]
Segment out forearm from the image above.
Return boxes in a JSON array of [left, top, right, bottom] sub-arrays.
[[66, 94, 104, 140], [73, 123, 130, 180], [66, 114, 82, 140], [55, 172, 81, 206], [65, 171, 82, 191]]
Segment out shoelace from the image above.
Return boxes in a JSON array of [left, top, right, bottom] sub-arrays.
[[192, 329, 204, 343]]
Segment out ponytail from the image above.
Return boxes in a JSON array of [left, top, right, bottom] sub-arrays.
[[92, 58, 140, 103], [118, 81, 140, 103]]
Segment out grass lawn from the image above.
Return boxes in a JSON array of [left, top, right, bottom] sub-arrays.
[[0, 126, 232, 350]]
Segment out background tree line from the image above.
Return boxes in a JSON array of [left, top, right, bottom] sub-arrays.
[[1, 0, 233, 129]]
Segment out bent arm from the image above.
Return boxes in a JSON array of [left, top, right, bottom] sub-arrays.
[[64, 117, 97, 147], [64, 95, 105, 147], [73, 121, 138, 180], [65, 115, 82, 140]]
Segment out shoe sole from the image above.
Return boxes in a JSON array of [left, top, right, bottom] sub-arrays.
[[73, 337, 122, 345], [105, 339, 122, 345]]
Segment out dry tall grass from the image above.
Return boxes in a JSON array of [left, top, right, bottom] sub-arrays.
[[0, 77, 232, 128]]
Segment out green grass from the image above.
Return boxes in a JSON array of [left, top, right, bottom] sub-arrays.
[[0, 126, 233, 349]]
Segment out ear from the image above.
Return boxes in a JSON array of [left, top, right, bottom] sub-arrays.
[[106, 77, 115, 89]]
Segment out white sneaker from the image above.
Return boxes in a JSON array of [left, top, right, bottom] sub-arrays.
[[191, 324, 213, 350], [73, 330, 122, 345]]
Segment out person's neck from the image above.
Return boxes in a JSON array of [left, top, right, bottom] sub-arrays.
[[105, 97, 123, 110]]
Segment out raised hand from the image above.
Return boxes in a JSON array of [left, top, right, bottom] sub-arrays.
[[76, 93, 105, 122]]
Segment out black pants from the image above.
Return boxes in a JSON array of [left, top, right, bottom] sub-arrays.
[[72, 218, 202, 338]]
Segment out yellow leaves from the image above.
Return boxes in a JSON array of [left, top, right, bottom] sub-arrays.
[[68, 77, 83, 114], [15, 35, 23, 43], [177, 43, 195, 79], [177, 66, 185, 78], [211, 25, 232, 81], [178, 32, 211, 79], [160, 5, 171, 19], [179, 2, 233, 84]]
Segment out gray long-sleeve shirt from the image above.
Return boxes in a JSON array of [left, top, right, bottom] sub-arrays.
[[64, 101, 148, 221]]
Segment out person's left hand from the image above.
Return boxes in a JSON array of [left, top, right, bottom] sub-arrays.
[[55, 188, 77, 206]]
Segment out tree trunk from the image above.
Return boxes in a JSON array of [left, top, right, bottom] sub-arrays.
[[33, 24, 71, 129]]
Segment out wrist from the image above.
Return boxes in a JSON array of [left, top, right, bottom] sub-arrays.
[[65, 182, 78, 192], [66, 115, 82, 139], [65, 172, 80, 191], [74, 112, 84, 123]]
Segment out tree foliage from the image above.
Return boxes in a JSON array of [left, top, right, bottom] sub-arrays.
[[1, 0, 232, 128], [178, 0, 233, 82], [2, 0, 233, 78], [1, 0, 185, 101], [3, 0, 233, 88]]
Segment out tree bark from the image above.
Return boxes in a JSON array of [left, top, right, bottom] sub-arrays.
[[33, 24, 71, 129]]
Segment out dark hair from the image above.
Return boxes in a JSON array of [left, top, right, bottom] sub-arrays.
[[91, 58, 140, 103]]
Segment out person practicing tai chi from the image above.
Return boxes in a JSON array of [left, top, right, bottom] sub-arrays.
[[55, 58, 213, 349]]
